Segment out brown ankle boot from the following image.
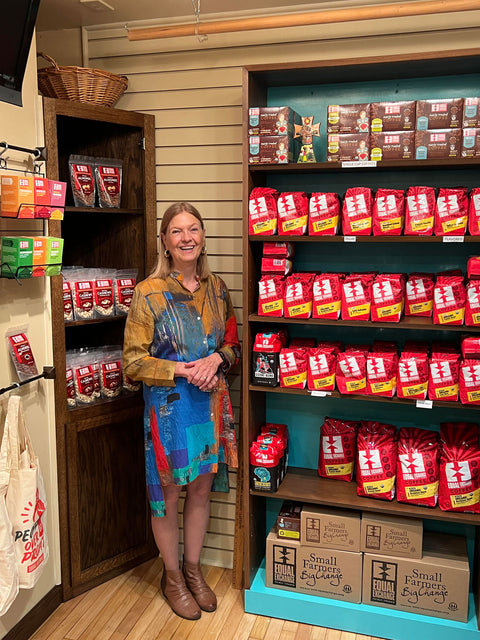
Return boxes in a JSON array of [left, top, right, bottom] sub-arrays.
[[161, 568, 201, 620], [182, 559, 217, 612]]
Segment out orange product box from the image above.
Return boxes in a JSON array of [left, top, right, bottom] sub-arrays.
[[1, 174, 34, 218], [32, 236, 48, 277], [33, 177, 50, 218]]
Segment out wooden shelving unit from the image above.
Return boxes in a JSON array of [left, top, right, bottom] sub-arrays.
[[241, 49, 480, 640], [43, 98, 157, 599]]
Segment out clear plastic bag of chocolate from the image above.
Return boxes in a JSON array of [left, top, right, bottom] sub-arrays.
[[95, 158, 123, 208], [68, 155, 96, 208]]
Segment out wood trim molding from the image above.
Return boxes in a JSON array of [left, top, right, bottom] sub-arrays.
[[3, 586, 63, 640]]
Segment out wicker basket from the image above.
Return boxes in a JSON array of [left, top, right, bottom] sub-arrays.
[[37, 52, 128, 108]]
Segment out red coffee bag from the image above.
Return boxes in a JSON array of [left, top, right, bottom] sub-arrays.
[[342, 187, 373, 235], [372, 188, 405, 236], [312, 273, 343, 319], [356, 421, 397, 501], [341, 273, 373, 321], [371, 273, 405, 322], [284, 272, 315, 319], [439, 422, 480, 512], [262, 241, 295, 257], [261, 257, 293, 275], [397, 352, 429, 400], [336, 351, 367, 395], [433, 274, 466, 325], [279, 347, 308, 389], [318, 417, 358, 481], [404, 186, 435, 235], [428, 351, 460, 402], [396, 427, 439, 507], [460, 359, 480, 405], [366, 351, 398, 397], [307, 347, 337, 392], [277, 192, 309, 235], [405, 273, 434, 317], [466, 280, 480, 326], [309, 192, 340, 235], [249, 187, 278, 235], [258, 275, 285, 317], [468, 187, 480, 235], [434, 187, 468, 236]]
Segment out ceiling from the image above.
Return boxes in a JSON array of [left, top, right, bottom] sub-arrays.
[[36, 0, 342, 31]]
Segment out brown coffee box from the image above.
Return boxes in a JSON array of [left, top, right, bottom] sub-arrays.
[[327, 103, 370, 134], [416, 98, 463, 130], [371, 101, 416, 132], [248, 135, 299, 164], [463, 97, 480, 128], [277, 501, 302, 539], [370, 131, 415, 161], [301, 504, 361, 551], [327, 133, 370, 163], [265, 527, 362, 603], [248, 106, 301, 136], [462, 128, 480, 158], [360, 512, 422, 559], [363, 532, 470, 623], [415, 129, 462, 160]]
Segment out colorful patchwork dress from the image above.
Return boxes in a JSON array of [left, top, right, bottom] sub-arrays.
[[123, 272, 240, 517]]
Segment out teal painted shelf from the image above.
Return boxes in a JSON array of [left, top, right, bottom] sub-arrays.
[[245, 563, 480, 640]]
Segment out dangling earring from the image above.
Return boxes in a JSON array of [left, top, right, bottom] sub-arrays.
[[201, 246, 207, 255], [164, 249, 170, 258]]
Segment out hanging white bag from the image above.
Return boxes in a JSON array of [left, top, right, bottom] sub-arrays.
[[0, 397, 19, 614], [6, 395, 49, 589]]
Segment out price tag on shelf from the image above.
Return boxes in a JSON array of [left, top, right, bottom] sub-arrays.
[[310, 390, 332, 397], [416, 399, 433, 409], [341, 161, 377, 168], [442, 236, 464, 243], [343, 236, 357, 243]]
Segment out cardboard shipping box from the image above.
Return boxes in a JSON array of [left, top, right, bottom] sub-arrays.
[[265, 527, 362, 603], [301, 504, 361, 552], [361, 512, 422, 559], [363, 532, 470, 623]]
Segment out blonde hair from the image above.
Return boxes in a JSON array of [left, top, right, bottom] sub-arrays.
[[150, 202, 211, 280]]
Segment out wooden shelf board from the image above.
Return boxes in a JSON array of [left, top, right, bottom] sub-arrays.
[[64, 206, 143, 215], [250, 235, 480, 243], [251, 467, 480, 525], [65, 315, 126, 328], [66, 392, 142, 424], [248, 313, 479, 333], [248, 158, 480, 173], [249, 384, 480, 411]]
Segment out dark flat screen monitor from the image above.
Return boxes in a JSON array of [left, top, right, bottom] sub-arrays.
[[0, 0, 41, 107]]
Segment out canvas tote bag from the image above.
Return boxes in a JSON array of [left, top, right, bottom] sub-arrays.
[[6, 395, 49, 589], [0, 396, 19, 614]]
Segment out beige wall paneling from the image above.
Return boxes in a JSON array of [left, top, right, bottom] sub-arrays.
[[0, 37, 60, 639], [37, 4, 480, 572]]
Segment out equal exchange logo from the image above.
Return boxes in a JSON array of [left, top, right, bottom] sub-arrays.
[[272, 544, 296, 588], [370, 560, 398, 605]]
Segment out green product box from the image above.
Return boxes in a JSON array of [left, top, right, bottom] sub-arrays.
[[45, 237, 64, 276], [1, 236, 33, 279]]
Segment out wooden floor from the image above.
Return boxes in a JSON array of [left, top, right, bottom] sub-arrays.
[[29, 558, 385, 640]]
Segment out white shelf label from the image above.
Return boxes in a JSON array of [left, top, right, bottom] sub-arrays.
[[341, 161, 377, 168], [344, 236, 357, 243], [310, 390, 332, 397], [416, 399, 433, 409], [442, 236, 464, 243]]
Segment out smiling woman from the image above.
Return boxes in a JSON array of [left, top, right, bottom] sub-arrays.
[[123, 201, 240, 620]]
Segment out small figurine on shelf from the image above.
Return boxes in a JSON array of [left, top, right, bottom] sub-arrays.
[[294, 115, 320, 163]]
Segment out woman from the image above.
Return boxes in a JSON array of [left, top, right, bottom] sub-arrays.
[[123, 202, 240, 620]]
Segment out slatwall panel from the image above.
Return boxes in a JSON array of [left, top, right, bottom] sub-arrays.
[[84, 11, 480, 569]]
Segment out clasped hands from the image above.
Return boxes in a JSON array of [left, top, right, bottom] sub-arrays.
[[175, 352, 223, 392]]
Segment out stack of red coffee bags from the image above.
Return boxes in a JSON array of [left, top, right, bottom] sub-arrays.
[[312, 273, 344, 319], [433, 270, 466, 325], [371, 273, 405, 322], [397, 341, 430, 400], [428, 342, 461, 402], [366, 341, 398, 397], [404, 185, 436, 235], [250, 422, 289, 493], [356, 421, 397, 500], [372, 188, 405, 235], [258, 242, 294, 317], [309, 192, 341, 235], [460, 336, 480, 405], [341, 273, 375, 320], [277, 191, 309, 235], [284, 272, 315, 319], [396, 427, 440, 507], [307, 341, 341, 392], [252, 329, 288, 387], [336, 346, 369, 395], [434, 187, 469, 236], [342, 186, 373, 235], [405, 273, 434, 317]]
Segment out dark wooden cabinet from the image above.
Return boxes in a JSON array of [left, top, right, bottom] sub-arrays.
[[242, 50, 480, 640], [43, 98, 157, 598]]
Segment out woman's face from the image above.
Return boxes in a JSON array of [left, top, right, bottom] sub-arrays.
[[162, 211, 205, 272]]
